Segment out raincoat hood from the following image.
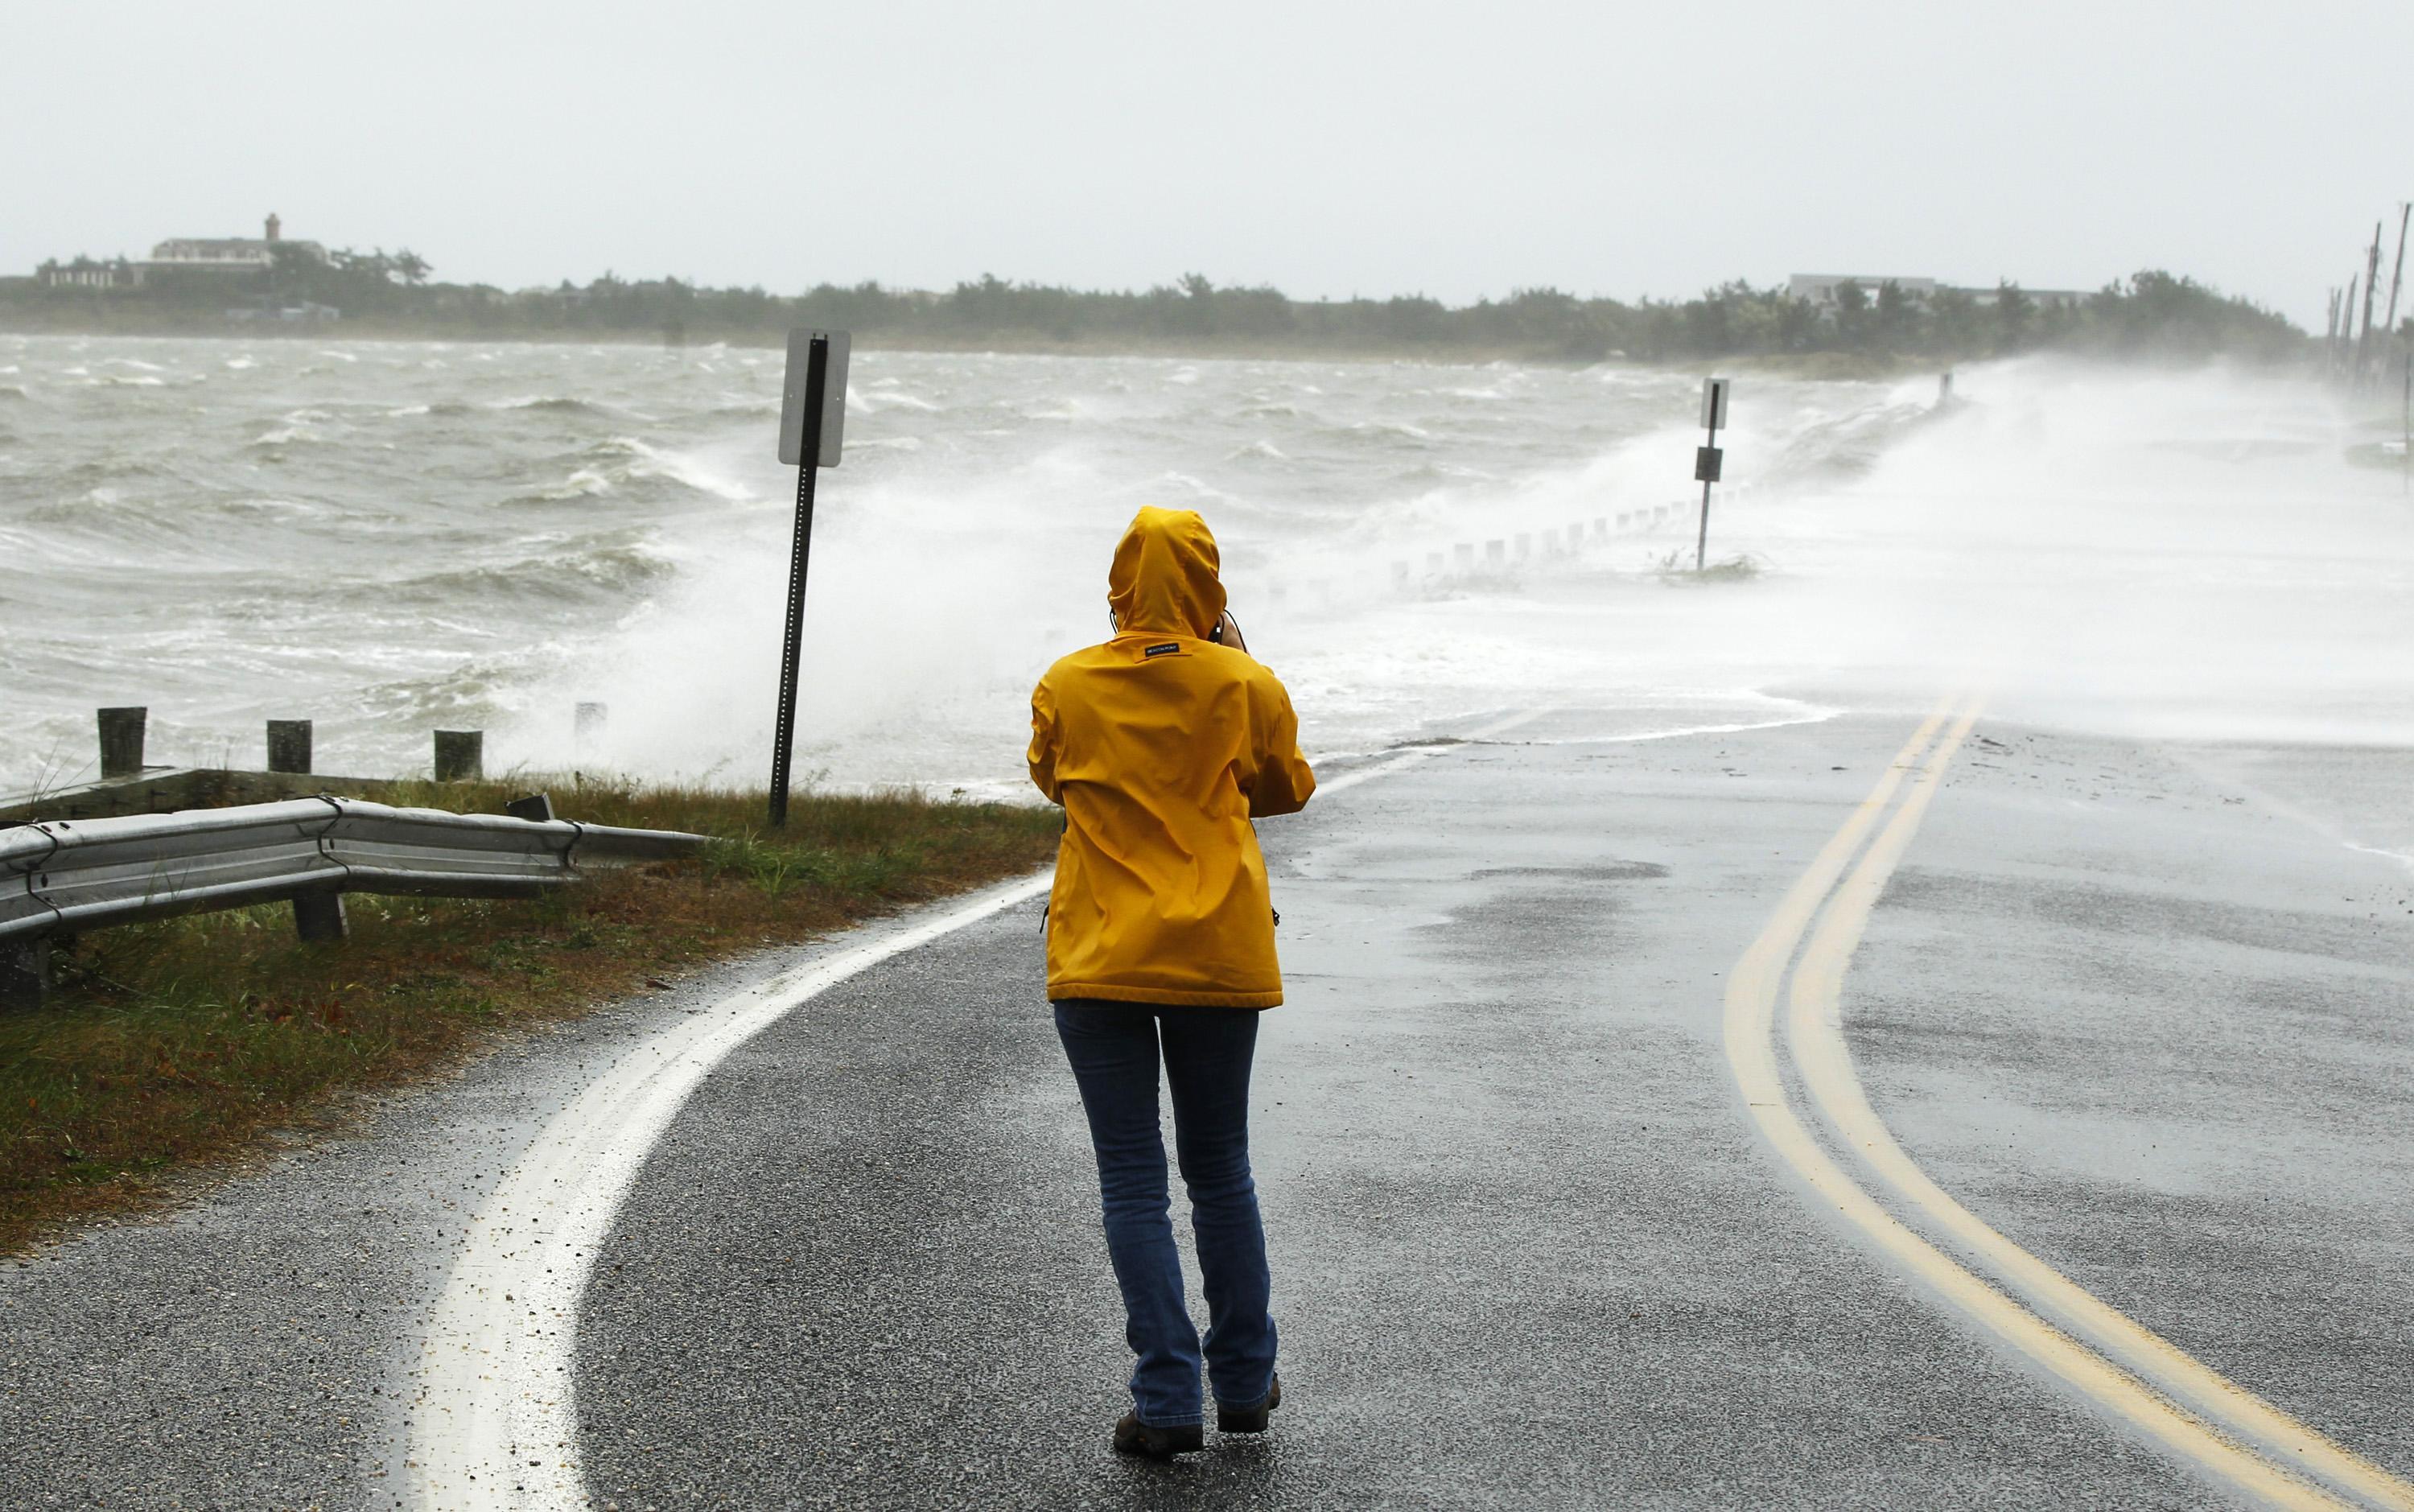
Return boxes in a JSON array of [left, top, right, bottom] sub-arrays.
[[1108, 507, 1227, 639]]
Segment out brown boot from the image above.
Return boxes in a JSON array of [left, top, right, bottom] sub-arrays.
[[1216, 1374, 1282, 1434], [1113, 1411, 1204, 1459]]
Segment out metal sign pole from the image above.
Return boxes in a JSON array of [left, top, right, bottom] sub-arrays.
[[1695, 377, 1728, 573], [768, 328, 851, 827], [768, 336, 826, 828], [1695, 410, 1717, 572]]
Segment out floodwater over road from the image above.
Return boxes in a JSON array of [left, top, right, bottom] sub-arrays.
[[5, 335, 2408, 809]]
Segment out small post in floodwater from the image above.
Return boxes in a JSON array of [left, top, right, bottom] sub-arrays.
[[98, 707, 147, 779], [768, 328, 851, 827], [1695, 377, 1729, 572], [266, 719, 312, 775], [434, 730, 484, 782]]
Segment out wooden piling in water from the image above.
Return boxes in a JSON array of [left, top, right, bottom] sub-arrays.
[[97, 707, 146, 779], [266, 719, 312, 775], [433, 730, 484, 782]]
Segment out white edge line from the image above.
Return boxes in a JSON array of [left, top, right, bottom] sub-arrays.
[[403, 698, 1773, 1508], [407, 874, 1048, 1509]]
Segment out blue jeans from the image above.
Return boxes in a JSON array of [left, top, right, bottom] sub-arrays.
[[1053, 999, 1277, 1428]]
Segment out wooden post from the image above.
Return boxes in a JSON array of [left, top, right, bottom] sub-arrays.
[[291, 894, 347, 943], [433, 730, 484, 782], [574, 701, 608, 753], [266, 719, 312, 775], [1, 940, 49, 1011], [97, 707, 146, 779]]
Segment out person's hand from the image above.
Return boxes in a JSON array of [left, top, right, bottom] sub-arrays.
[[1213, 609, 1249, 654]]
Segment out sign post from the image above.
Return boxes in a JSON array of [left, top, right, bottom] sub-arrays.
[[1694, 377, 1729, 572], [768, 328, 851, 826]]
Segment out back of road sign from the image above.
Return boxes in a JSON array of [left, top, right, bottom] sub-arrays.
[[778, 329, 851, 467], [1700, 377, 1730, 431]]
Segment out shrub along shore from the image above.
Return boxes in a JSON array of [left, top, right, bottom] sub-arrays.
[[2, 253, 2316, 365], [0, 779, 1059, 1254]]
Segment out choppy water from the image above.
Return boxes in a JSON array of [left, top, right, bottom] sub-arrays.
[[2, 333, 2408, 802]]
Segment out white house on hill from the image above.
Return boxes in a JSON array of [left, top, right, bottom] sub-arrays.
[[38, 214, 325, 287], [1787, 273, 2089, 311]]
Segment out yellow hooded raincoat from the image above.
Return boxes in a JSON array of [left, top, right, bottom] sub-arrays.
[[1028, 508, 1316, 1007]]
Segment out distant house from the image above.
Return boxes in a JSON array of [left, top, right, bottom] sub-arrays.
[[36, 255, 140, 289], [141, 213, 324, 279], [35, 215, 327, 287], [1790, 274, 1940, 307], [1788, 274, 2090, 312]]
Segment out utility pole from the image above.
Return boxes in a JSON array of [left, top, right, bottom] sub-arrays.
[[2383, 202, 2411, 352], [2358, 222, 2383, 385], [2346, 275, 2360, 383]]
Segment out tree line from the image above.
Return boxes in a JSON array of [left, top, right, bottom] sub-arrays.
[[6, 242, 2319, 363]]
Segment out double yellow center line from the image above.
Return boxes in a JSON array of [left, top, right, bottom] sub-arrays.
[[1723, 697, 2413, 1511]]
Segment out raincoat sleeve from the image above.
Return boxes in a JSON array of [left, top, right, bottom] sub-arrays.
[[1028, 678, 1064, 805], [1244, 673, 1316, 818]]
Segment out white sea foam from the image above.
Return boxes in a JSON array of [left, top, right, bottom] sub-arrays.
[[3, 337, 2406, 797]]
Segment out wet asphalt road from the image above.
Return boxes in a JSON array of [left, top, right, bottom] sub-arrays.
[[2, 706, 2409, 1509], [571, 707, 2410, 1509]]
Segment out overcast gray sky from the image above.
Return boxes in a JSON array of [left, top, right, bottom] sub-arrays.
[[13, 0, 2408, 327]]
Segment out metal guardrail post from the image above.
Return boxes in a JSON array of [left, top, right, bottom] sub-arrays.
[[434, 731, 484, 782], [267, 720, 312, 775], [2, 940, 48, 1011], [99, 707, 147, 779], [292, 893, 347, 943]]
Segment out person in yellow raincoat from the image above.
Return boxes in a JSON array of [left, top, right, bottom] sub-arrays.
[[1028, 505, 1316, 1459]]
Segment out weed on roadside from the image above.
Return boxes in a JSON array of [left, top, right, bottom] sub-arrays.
[[0, 781, 1059, 1252]]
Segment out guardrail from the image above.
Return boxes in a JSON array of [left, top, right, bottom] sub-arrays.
[[1, 797, 707, 1007]]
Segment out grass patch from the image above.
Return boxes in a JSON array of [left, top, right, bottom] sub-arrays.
[[0, 777, 1059, 1253]]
